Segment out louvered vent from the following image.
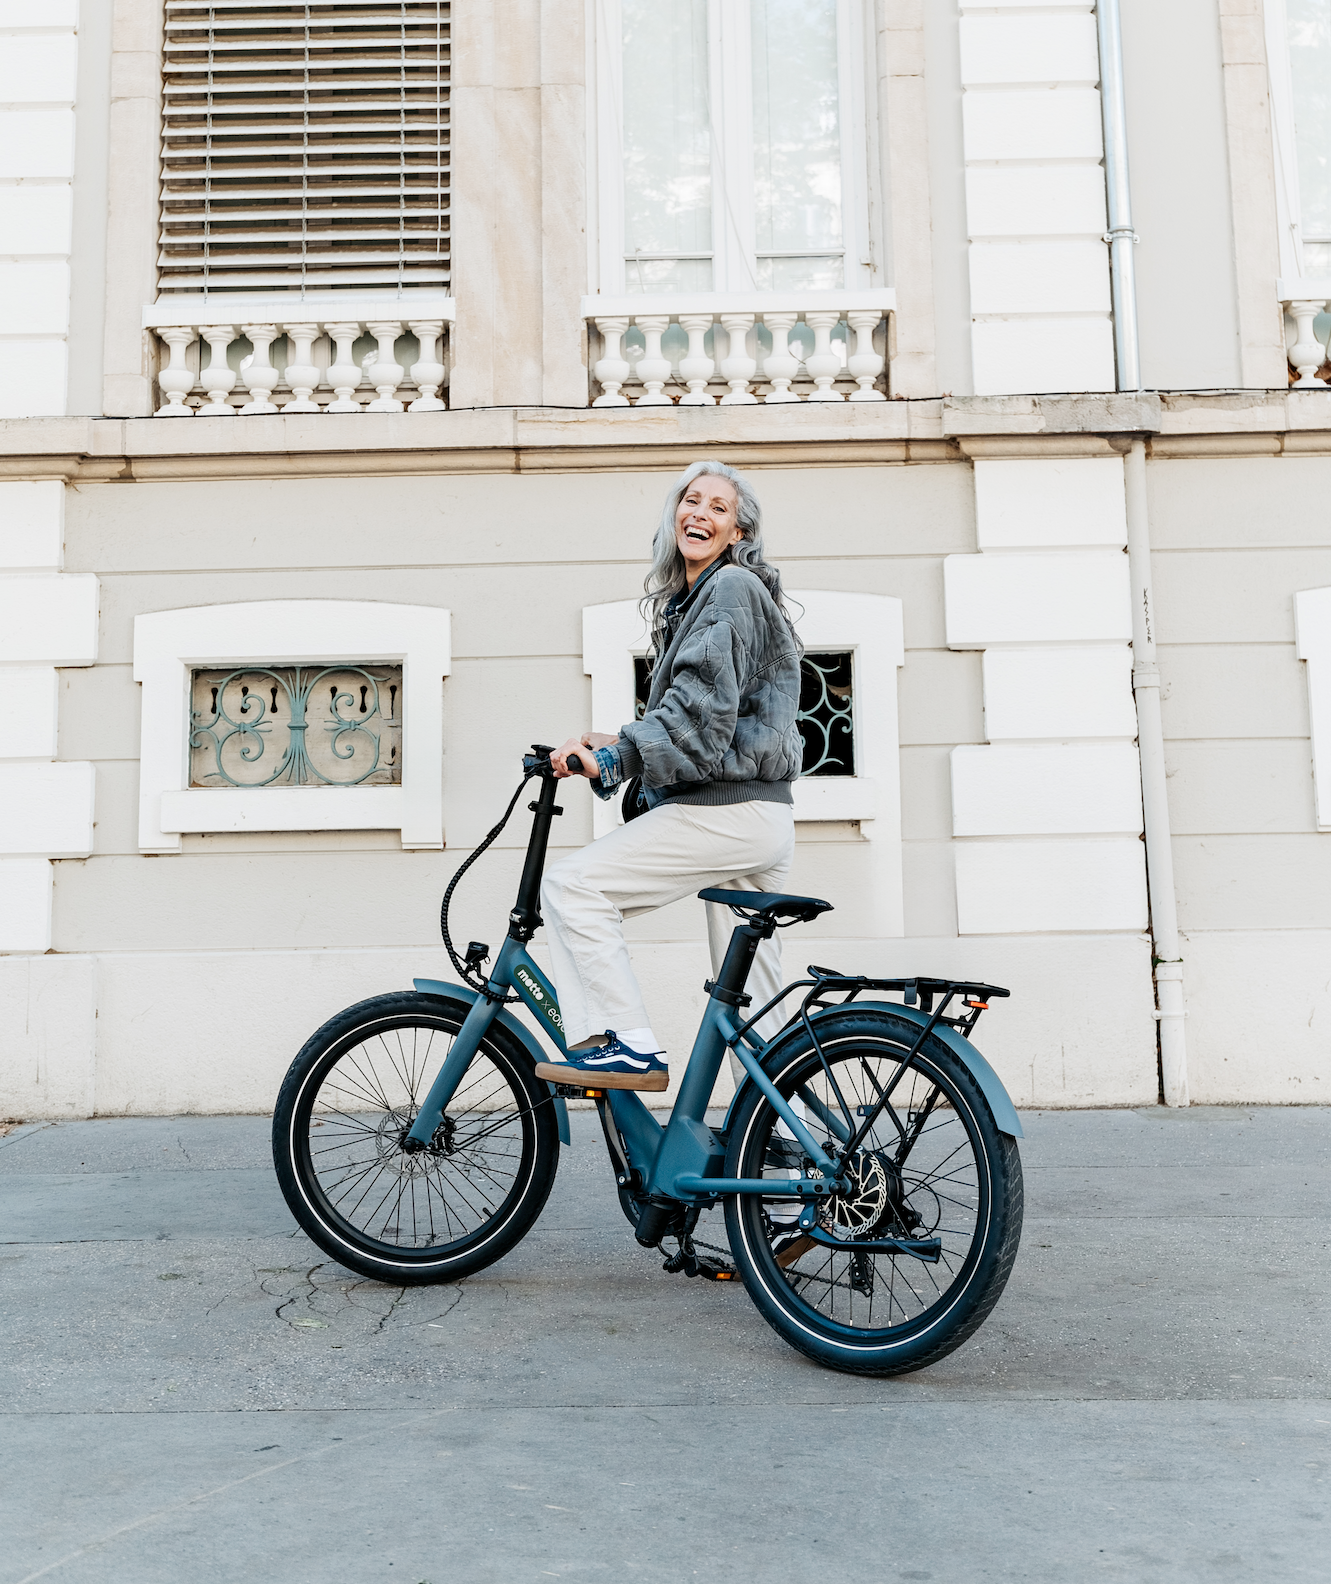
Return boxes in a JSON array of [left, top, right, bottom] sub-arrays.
[[160, 0, 449, 295]]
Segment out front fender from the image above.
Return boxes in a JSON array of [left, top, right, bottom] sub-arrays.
[[413, 977, 570, 1147], [725, 1000, 1022, 1141]]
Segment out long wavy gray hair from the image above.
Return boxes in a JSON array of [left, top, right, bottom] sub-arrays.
[[641, 459, 800, 655]]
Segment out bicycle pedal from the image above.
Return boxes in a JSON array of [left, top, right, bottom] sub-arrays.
[[552, 1083, 604, 1098]]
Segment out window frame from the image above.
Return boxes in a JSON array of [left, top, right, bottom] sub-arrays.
[[581, 588, 905, 935], [587, 0, 878, 297], [133, 600, 450, 852]]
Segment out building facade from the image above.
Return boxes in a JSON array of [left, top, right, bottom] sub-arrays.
[[1, 0, 1329, 1118]]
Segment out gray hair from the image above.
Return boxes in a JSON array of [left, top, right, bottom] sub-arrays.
[[641, 459, 799, 655]]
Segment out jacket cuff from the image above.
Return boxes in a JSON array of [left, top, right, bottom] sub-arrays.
[[612, 736, 645, 780], [589, 745, 623, 800]]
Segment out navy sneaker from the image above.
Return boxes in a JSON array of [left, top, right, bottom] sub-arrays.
[[535, 1034, 669, 1093]]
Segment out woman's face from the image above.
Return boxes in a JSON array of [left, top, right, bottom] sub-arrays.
[[675, 475, 743, 584]]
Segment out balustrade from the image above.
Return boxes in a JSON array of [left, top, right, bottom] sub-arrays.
[[143, 294, 454, 415], [1281, 283, 1331, 386], [581, 291, 895, 406]]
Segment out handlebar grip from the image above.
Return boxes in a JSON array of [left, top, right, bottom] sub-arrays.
[[567, 753, 584, 773]]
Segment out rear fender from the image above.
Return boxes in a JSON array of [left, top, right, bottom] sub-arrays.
[[724, 1000, 1022, 1141], [413, 977, 570, 1147]]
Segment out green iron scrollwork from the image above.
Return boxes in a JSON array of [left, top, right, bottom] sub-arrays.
[[190, 665, 402, 787]]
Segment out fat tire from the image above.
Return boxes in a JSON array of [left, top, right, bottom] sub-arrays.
[[273, 991, 560, 1284], [723, 1011, 1023, 1376]]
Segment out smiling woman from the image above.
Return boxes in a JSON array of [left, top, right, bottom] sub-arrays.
[[537, 460, 804, 1128]]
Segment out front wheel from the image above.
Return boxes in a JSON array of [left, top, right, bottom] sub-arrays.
[[273, 991, 561, 1284], [723, 1011, 1023, 1375]]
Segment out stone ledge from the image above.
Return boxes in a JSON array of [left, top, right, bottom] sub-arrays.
[[4, 392, 1331, 477]]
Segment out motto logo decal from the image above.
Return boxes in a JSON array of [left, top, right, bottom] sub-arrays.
[[516, 965, 565, 1034]]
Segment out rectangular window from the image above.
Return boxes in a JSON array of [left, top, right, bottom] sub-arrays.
[[1287, 0, 1331, 273], [159, 0, 449, 295], [190, 665, 403, 787], [597, 0, 872, 295]]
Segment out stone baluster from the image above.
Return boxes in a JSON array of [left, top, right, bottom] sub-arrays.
[[676, 314, 715, 405], [155, 327, 195, 416], [196, 328, 237, 415], [407, 320, 446, 410], [1287, 300, 1329, 387], [804, 311, 845, 401], [325, 322, 364, 412], [761, 312, 800, 403], [718, 313, 758, 404], [633, 315, 673, 406], [365, 322, 406, 411], [238, 324, 280, 414], [281, 324, 321, 412], [846, 309, 887, 401], [592, 316, 631, 406]]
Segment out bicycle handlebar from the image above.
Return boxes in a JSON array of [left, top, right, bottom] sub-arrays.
[[567, 753, 584, 773]]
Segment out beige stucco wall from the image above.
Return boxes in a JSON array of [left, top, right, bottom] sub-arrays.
[[0, 449, 1165, 1117]]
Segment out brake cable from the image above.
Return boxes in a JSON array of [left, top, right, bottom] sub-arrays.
[[439, 764, 539, 1002]]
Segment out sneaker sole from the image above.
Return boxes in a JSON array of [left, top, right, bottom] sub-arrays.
[[534, 1061, 668, 1093]]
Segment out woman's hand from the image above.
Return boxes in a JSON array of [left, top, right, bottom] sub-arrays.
[[550, 732, 618, 779]]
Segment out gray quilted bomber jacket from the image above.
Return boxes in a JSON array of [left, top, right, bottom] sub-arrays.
[[603, 560, 803, 809]]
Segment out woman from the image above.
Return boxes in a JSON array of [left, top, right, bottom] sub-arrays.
[[536, 459, 803, 1093]]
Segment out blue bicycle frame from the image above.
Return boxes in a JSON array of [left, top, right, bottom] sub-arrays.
[[400, 751, 1020, 1265], [404, 931, 842, 1207]]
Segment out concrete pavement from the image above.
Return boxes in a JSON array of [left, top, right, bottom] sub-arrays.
[[0, 1106, 1327, 1582]]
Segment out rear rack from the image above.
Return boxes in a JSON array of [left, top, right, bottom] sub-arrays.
[[720, 968, 1012, 1165], [803, 968, 1010, 1040]]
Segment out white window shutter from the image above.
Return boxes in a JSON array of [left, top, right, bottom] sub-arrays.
[[159, 1, 450, 295]]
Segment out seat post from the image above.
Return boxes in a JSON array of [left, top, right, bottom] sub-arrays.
[[714, 921, 769, 999]]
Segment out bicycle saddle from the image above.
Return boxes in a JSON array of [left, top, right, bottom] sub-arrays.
[[697, 888, 834, 923]]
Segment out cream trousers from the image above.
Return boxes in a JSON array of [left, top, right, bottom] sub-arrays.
[[540, 799, 796, 1054]]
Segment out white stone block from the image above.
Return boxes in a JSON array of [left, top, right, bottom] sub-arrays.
[[983, 647, 1137, 740], [969, 241, 1111, 316], [0, 261, 71, 335], [0, 761, 95, 857], [0, 479, 63, 568], [955, 838, 1148, 934], [6, 666, 58, 758], [971, 315, 1116, 397], [0, 857, 53, 952], [0, 0, 78, 23], [0, 338, 68, 418], [965, 165, 1107, 239], [0, 574, 98, 665], [974, 458, 1127, 550], [945, 552, 1131, 648], [0, 34, 79, 103], [0, 185, 73, 256], [962, 88, 1104, 162], [951, 744, 1143, 836], [0, 952, 95, 1115], [0, 110, 75, 178], [959, 14, 1099, 86]]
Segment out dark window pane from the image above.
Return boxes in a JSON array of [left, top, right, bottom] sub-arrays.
[[798, 651, 854, 777]]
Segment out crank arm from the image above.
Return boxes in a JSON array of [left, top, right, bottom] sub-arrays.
[[799, 1227, 942, 1264]]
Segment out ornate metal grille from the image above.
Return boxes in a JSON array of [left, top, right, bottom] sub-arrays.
[[797, 651, 854, 776], [630, 649, 854, 776], [190, 664, 403, 787]]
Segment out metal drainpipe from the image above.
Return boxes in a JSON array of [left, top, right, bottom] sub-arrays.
[[1098, 0, 1189, 1104]]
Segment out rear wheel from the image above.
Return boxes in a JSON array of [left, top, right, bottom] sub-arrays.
[[724, 1010, 1022, 1375], [273, 991, 560, 1284]]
